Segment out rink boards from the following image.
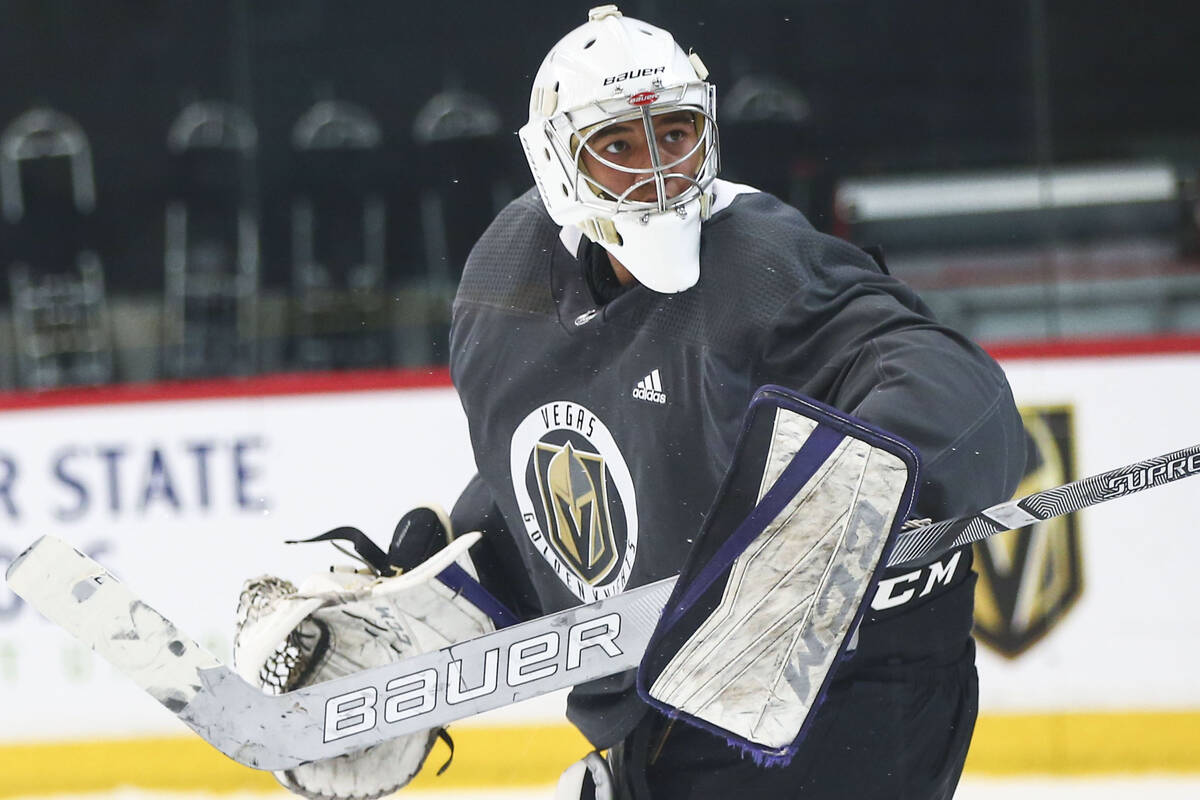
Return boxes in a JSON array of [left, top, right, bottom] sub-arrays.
[[1, 341, 1199, 793]]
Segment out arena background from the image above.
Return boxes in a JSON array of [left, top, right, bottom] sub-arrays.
[[1, 1, 1199, 797]]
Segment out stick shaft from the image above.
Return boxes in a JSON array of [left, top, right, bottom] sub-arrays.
[[888, 443, 1200, 569]]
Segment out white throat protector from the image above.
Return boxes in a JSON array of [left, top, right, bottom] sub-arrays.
[[518, 5, 720, 293]]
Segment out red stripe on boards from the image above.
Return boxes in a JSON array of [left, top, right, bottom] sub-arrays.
[[0, 367, 454, 412], [1, 333, 1199, 412]]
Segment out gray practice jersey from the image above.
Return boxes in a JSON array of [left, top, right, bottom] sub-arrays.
[[450, 181, 1026, 747]]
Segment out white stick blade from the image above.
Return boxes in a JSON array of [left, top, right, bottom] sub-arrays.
[[6, 535, 222, 712]]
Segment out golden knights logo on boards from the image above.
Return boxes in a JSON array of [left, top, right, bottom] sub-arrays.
[[509, 401, 639, 603], [973, 406, 1084, 657]]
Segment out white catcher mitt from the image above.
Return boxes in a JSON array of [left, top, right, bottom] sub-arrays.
[[233, 509, 500, 800]]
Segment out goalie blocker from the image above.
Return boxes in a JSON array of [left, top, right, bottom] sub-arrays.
[[637, 385, 920, 765]]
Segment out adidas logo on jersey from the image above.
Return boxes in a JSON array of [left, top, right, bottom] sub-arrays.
[[632, 369, 667, 405]]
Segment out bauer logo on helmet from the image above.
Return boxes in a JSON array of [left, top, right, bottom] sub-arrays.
[[603, 66, 666, 85]]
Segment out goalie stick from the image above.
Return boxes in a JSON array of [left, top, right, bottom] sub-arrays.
[[7, 442, 1200, 770]]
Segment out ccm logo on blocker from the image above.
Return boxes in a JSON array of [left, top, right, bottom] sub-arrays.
[[324, 613, 623, 742]]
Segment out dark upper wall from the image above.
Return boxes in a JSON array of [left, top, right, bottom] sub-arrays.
[[0, 0, 1195, 295]]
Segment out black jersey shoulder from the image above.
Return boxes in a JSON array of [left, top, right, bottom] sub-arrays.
[[705, 189, 892, 309], [453, 186, 895, 354], [627, 188, 890, 356], [453, 188, 559, 317]]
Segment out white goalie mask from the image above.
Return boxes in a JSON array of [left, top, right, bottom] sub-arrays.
[[518, 5, 719, 293]]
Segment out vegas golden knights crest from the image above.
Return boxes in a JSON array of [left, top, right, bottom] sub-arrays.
[[534, 441, 618, 584], [973, 406, 1083, 657], [510, 401, 639, 602]]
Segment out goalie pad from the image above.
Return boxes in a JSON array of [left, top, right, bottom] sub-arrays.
[[233, 511, 501, 800], [637, 386, 919, 765]]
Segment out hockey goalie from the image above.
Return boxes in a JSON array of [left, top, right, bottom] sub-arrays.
[[250, 5, 1027, 799], [446, 5, 1026, 799]]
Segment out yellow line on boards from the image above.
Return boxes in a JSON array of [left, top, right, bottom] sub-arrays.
[[2, 712, 1199, 797], [966, 710, 1200, 775]]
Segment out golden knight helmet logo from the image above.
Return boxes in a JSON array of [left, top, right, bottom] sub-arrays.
[[536, 440, 617, 584]]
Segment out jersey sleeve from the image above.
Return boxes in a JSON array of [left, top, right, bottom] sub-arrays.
[[450, 473, 546, 622], [756, 254, 1027, 523]]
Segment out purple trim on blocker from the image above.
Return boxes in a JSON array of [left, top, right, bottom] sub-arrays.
[[657, 423, 846, 633], [436, 562, 521, 629], [637, 385, 921, 767]]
